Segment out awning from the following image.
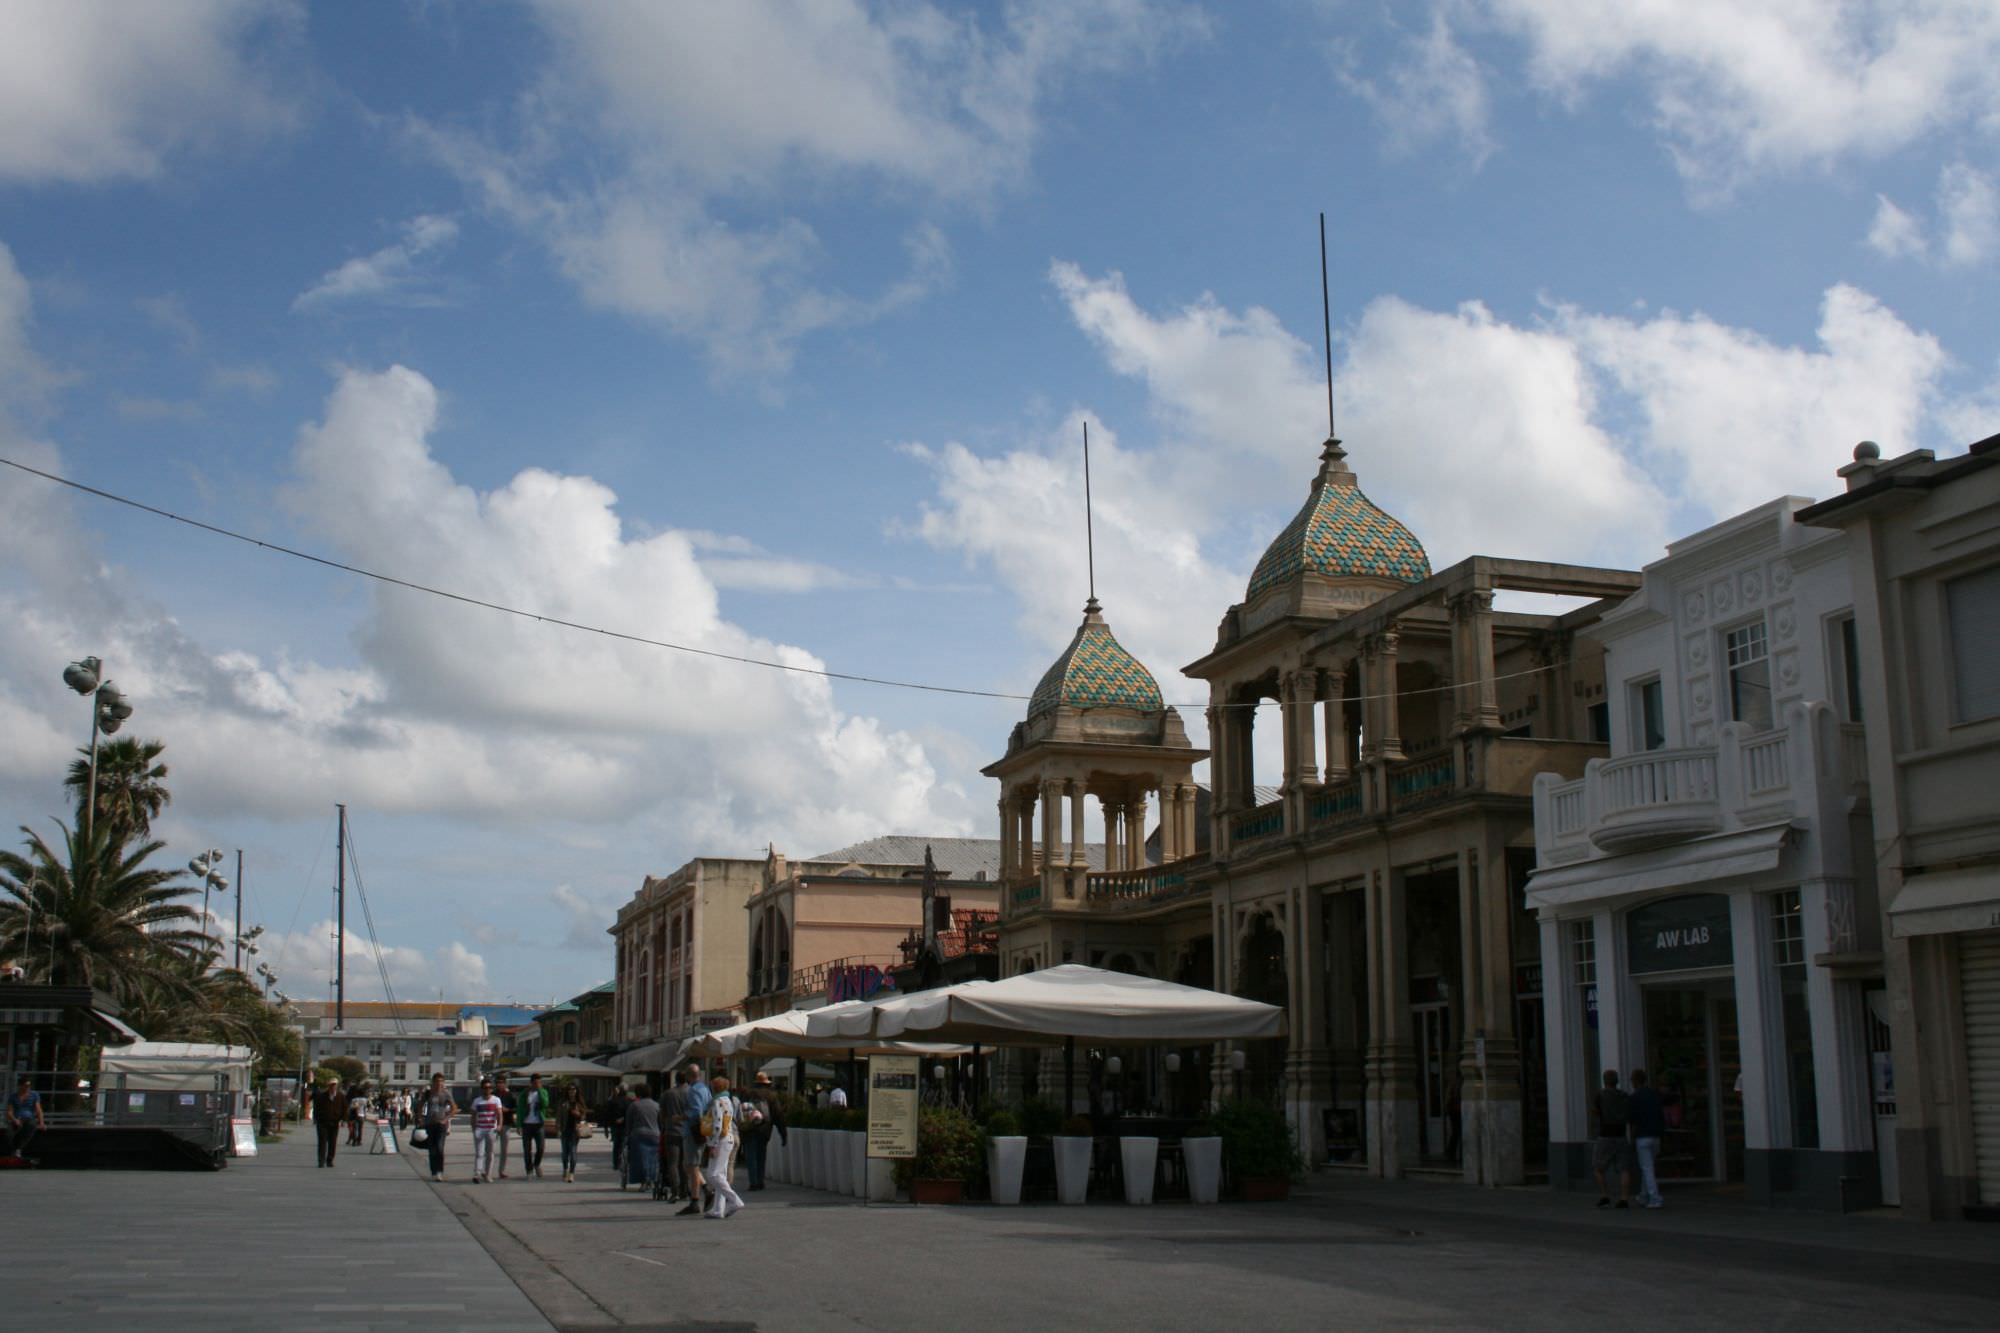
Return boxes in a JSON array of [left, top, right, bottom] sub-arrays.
[[1888, 868, 2000, 938], [1526, 822, 1795, 910], [92, 1009, 144, 1043], [607, 1039, 691, 1072]]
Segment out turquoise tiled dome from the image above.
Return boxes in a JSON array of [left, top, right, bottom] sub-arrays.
[[1028, 600, 1163, 719], [1246, 443, 1430, 600]]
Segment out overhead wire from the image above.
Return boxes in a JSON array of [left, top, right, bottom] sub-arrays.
[[337, 820, 406, 1032], [0, 452, 1575, 710]]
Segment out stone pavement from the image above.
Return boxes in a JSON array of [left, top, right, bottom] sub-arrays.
[[420, 1138, 2000, 1332], [5, 1121, 550, 1331]]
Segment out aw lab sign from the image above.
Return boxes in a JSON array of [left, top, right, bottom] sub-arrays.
[[1626, 894, 1734, 974]]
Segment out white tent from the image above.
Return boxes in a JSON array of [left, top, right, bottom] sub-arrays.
[[511, 1056, 620, 1077], [804, 964, 1286, 1046], [99, 1041, 255, 1094], [692, 1002, 965, 1059], [608, 1038, 693, 1073]]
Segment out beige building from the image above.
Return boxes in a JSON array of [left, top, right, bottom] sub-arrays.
[[1799, 433, 2000, 1218], [610, 856, 764, 1060], [992, 434, 1639, 1186], [744, 837, 1003, 1019]]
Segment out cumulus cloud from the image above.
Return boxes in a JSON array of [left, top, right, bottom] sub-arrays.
[[293, 215, 461, 311], [259, 917, 488, 1002], [0, 0, 297, 184], [417, 0, 1200, 376], [1368, 1, 2000, 195], [1865, 164, 2000, 267], [1867, 194, 1926, 260], [1335, 12, 1494, 166]]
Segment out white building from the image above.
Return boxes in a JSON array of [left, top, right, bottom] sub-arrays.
[[1528, 497, 1883, 1209]]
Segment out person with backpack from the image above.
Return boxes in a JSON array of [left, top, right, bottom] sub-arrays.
[[738, 1071, 786, 1191], [700, 1074, 745, 1220]]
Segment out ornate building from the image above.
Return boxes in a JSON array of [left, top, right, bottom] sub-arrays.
[[992, 433, 1640, 1186]]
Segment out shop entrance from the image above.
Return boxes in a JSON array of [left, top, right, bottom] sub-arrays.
[[1642, 982, 1743, 1182], [1415, 999, 1453, 1160]]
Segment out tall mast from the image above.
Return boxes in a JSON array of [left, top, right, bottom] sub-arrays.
[[234, 848, 244, 972], [335, 803, 347, 1030]]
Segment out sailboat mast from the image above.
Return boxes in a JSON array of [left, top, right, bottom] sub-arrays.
[[335, 803, 347, 1030]]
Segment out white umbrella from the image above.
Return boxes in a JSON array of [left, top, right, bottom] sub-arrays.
[[694, 1002, 965, 1059], [811, 964, 1286, 1046], [512, 1056, 621, 1077]]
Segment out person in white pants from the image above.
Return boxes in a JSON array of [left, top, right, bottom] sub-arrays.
[[471, 1079, 504, 1183], [701, 1075, 745, 1220]]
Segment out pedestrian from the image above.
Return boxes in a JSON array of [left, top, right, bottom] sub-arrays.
[[557, 1082, 587, 1183], [517, 1073, 552, 1178], [661, 1066, 693, 1203], [471, 1077, 504, 1183], [739, 1071, 785, 1191], [700, 1074, 745, 1220], [418, 1072, 455, 1181], [346, 1084, 367, 1146], [310, 1075, 346, 1168], [6, 1074, 45, 1162], [600, 1085, 629, 1178], [828, 1082, 849, 1110], [1591, 1068, 1634, 1209], [1628, 1068, 1667, 1209], [491, 1071, 515, 1178], [624, 1082, 663, 1191], [676, 1062, 713, 1216]]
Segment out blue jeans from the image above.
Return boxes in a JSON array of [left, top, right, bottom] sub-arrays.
[[1634, 1136, 1663, 1205], [560, 1129, 579, 1175], [628, 1135, 659, 1187]]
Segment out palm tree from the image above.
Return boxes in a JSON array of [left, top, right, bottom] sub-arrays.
[[0, 819, 205, 992], [64, 736, 171, 843]]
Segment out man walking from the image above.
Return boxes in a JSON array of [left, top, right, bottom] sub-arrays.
[[471, 1078, 504, 1183], [311, 1076, 347, 1168], [600, 1085, 629, 1178], [661, 1067, 693, 1202], [1591, 1068, 1634, 1209], [739, 1071, 785, 1190], [677, 1062, 712, 1216], [517, 1073, 551, 1178], [701, 1074, 745, 1220], [1628, 1068, 1667, 1208], [491, 1071, 515, 1178]]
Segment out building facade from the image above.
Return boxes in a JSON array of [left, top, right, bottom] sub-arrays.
[[1799, 434, 2000, 1218], [610, 856, 764, 1060], [292, 1001, 488, 1092], [1527, 498, 1881, 1209]]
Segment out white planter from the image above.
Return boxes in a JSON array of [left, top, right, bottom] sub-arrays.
[[831, 1130, 853, 1195], [987, 1136, 1027, 1205], [847, 1132, 867, 1198], [865, 1153, 896, 1202], [1053, 1135, 1092, 1205], [1183, 1136, 1222, 1204], [812, 1129, 832, 1192], [1120, 1137, 1158, 1205], [770, 1135, 788, 1184], [802, 1129, 822, 1190]]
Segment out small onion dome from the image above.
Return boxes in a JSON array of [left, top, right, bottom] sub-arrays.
[[1027, 598, 1164, 720], [1245, 436, 1430, 600]]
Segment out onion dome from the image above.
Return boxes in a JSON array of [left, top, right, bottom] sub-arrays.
[[1245, 436, 1430, 600], [1027, 598, 1164, 719]]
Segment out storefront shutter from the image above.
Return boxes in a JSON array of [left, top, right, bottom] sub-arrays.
[[1962, 932, 2000, 1205]]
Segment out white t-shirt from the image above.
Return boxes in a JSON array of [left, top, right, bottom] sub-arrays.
[[829, 1087, 848, 1109], [472, 1093, 504, 1133]]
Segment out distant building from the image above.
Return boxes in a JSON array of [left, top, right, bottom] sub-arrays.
[[610, 856, 764, 1068], [537, 980, 615, 1060], [291, 1001, 489, 1090]]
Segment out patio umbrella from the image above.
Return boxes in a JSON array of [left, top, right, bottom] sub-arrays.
[[808, 964, 1285, 1046], [511, 1056, 621, 1077], [693, 1003, 966, 1059]]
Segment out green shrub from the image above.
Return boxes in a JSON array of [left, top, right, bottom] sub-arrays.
[[891, 1105, 983, 1190], [1058, 1114, 1094, 1137], [985, 1108, 1021, 1138], [843, 1107, 868, 1132], [1019, 1098, 1062, 1138], [1210, 1098, 1302, 1178]]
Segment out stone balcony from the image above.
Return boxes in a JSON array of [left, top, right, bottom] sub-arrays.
[[1535, 704, 1866, 865]]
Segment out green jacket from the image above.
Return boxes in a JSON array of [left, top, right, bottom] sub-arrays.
[[515, 1086, 552, 1124]]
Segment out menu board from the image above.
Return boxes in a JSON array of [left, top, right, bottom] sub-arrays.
[[866, 1055, 920, 1159]]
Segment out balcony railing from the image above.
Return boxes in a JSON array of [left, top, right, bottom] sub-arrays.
[[1307, 779, 1364, 828], [1085, 855, 1209, 908], [1231, 799, 1284, 844], [1535, 702, 1863, 865], [1389, 752, 1457, 808]]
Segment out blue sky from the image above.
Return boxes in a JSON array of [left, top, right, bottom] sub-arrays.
[[1, 1, 1995, 1007]]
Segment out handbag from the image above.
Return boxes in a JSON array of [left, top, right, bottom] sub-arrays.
[[410, 1126, 430, 1147]]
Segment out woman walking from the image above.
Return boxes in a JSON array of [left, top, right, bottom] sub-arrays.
[[700, 1075, 745, 1220], [418, 1073, 455, 1182], [557, 1082, 588, 1183]]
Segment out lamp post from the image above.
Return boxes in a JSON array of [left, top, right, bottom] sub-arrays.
[[189, 848, 228, 959], [61, 656, 133, 841]]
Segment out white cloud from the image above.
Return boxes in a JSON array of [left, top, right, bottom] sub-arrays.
[[1939, 162, 1999, 267], [1867, 194, 1926, 260], [0, 0, 297, 184], [1336, 12, 1494, 166], [258, 917, 488, 1003], [551, 884, 613, 952], [1455, 0, 2000, 193], [293, 215, 461, 311], [418, 0, 1199, 376]]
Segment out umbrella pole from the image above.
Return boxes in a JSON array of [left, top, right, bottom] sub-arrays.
[[1064, 1036, 1075, 1117], [973, 1043, 982, 1113]]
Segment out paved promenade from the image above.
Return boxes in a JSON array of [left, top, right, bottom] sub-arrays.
[[5, 1122, 549, 1331], [9, 1124, 2000, 1331]]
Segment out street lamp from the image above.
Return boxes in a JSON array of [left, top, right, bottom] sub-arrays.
[[189, 848, 228, 958], [62, 656, 133, 841]]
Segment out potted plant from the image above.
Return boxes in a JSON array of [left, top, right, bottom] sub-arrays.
[[894, 1106, 981, 1204], [986, 1109, 1027, 1206], [1181, 1118, 1223, 1204], [1053, 1114, 1094, 1205], [1212, 1098, 1302, 1201]]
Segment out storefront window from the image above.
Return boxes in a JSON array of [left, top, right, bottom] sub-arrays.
[[1771, 892, 1818, 1149]]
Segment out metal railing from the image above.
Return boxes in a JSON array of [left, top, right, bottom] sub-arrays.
[[1230, 799, 1284, 843]]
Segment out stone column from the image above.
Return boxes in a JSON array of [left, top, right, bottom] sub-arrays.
[[1377, 624, 1405, 762], [1365, 862, 1419, 1177], [1040, 780, 1059, 872], [1104, 801, 1123, 873], [1729, 891, 1780, 1164], [1321, 661, 1351, 783], [1127, 794, 1149, 867], [998, 796, 1014, 880]]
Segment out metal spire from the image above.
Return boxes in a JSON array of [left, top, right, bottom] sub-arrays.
[[1082, 419, 1098, 608], [1320, 211, 1337, 442]]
